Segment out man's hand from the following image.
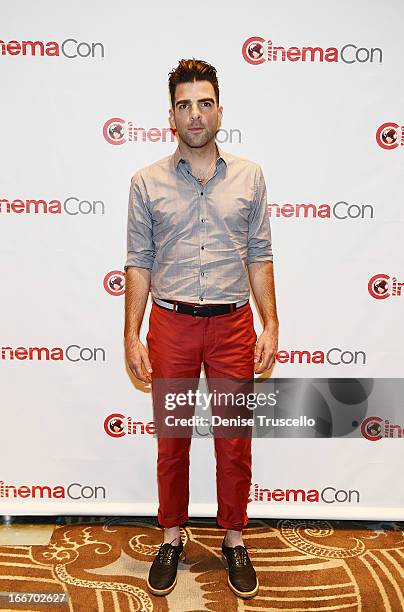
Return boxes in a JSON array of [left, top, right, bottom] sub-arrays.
[[254, 320, 279, 374], [247, 260, 278, 374], [124, 266, 152, 383], [125, 337, 153, 383]]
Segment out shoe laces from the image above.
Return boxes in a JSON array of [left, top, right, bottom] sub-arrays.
[[157, 538, 181, 565], [233, 545, 249, 566]]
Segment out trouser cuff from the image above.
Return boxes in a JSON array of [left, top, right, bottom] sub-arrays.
[[216, 516, 249, 530], [157, 513, 189, 529]]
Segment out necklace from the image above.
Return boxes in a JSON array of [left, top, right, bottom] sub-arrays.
[[194, 156, 218, 185]]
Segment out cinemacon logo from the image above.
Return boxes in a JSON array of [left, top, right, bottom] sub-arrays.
[[103, 117, 242, 146], [0, 480, 106, 500], [275, 348, 366, 365], [0, 38, 104, 58], [249, 483, 359, 504], [361, 416, 404, 441], [376, 122, 404, 150], [104, 414, 156, 437], [242, 36, 382, 65], [368, 274, 403, 300], [0, 345, 106, 361], [0, 196, 105, 215], [268, 200, 374, 220]]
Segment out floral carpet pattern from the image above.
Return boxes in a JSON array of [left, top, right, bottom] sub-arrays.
[[0, 517, 403, 611]]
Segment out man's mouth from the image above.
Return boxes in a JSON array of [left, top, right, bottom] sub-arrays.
[[189, 127, 204, 132]]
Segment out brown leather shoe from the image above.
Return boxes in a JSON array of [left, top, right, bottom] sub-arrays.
[[146, 539, 186, 596], [221, 537, 259, 598]]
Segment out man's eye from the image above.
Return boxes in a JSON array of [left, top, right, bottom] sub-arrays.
[[202, 102, 211, 107]]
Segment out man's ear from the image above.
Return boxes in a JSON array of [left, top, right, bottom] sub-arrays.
[[217, 104, 223, 129], [168, 107, 176, 130]]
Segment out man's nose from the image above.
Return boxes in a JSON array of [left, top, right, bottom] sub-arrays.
[[190, 103, 201, 120]]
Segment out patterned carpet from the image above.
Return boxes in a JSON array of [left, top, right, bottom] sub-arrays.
[[0, 516, 403, 611]]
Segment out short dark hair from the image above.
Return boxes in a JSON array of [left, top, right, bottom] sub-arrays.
[[168, 58, 219, 109]]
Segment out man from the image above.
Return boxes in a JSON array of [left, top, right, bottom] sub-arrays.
[[124, 58, 278, 599]]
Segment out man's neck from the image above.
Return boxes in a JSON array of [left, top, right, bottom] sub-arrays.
[[178, 139, 218, 169]]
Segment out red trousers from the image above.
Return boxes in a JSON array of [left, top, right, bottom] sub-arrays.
[[146, 300, 257, 530]]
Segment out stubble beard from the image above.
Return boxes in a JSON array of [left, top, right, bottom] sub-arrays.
[[177, 125, 217, 150]]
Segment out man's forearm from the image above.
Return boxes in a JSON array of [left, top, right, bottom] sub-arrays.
[[247, 261, 278, 329], [124, 266, 151, 342]]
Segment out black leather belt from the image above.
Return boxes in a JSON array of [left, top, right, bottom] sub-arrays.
[[153, 297, 249, 317]]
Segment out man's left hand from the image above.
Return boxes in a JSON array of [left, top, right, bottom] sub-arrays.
[[254, 321, 279, 374]]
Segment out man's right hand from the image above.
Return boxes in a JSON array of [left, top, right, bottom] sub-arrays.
[[125, 337, 153, 383]]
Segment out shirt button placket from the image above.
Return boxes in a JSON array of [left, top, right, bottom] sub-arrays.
[[199, 188, 207, 302]]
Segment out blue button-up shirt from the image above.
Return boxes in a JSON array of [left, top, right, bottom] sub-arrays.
[[124, 143, 273, 303]]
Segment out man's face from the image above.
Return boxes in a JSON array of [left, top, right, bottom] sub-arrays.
[[169, 80, 223, 149]]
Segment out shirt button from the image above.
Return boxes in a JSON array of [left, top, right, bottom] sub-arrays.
[[201, 218, 205, 223], [200, 297, 204, 301], [200, 192, 203, 195], [201, 245, 205, 250], [201, 272, 205, 276]]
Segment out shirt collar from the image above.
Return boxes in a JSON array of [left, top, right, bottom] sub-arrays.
[[172, 142, 229, 171]]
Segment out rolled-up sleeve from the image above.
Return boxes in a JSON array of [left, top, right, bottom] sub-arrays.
[[247, 165, 273, 264], [124, 171, 155, 272]]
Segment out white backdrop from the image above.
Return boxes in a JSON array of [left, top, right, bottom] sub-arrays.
[[1, 0, 404, 519]]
